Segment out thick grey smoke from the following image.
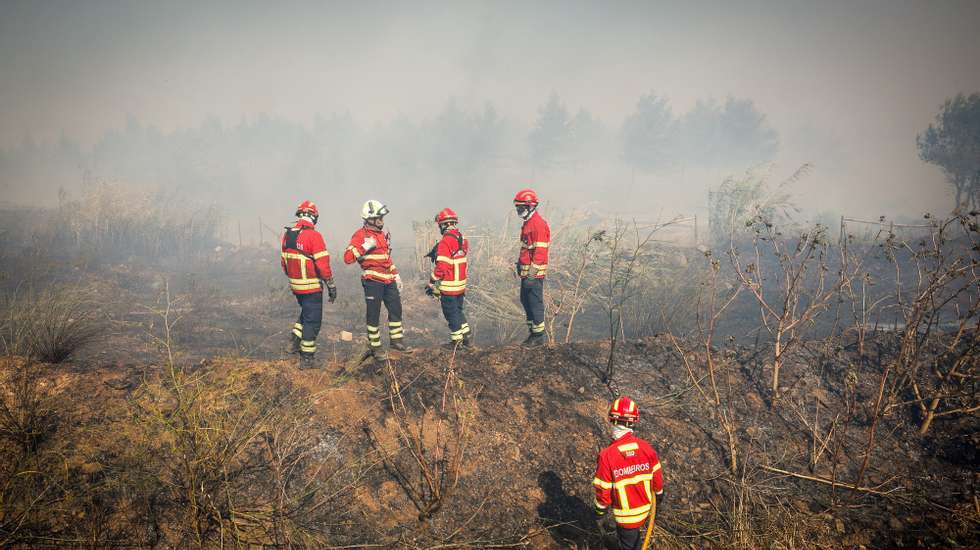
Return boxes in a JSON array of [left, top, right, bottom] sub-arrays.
[[2, 0, 979, 236]]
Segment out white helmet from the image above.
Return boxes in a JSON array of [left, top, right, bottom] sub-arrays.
[[361, 199, 389, 220]]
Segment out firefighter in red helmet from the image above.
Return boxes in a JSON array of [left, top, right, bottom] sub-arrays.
[[593, 396, 664, 550], [425, 208, 471, 348], [513, 188, 550, 346], [281, 200, 337, 369]]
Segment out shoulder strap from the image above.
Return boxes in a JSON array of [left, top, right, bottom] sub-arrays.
[[284, 227, 309, 256]]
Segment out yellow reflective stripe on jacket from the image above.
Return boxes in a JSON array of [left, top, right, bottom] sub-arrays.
[[363, 270, 396, 280], [617, 443, 639, 453], [290, 282, 322, 291], [346, 245, 362, 259], [593, 477, 613, 489], [521, 241, 550, 248], [312, 250, 329, 260], [616, 472, 654, 486], [439, 279, 466, 288], [613, 504, 651, 524], [282, 252, 310, 261], [436, 256, 467, 265], [362, 253, 390, 261]]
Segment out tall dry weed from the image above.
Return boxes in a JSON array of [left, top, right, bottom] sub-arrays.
[[0, 285, 103, 363]]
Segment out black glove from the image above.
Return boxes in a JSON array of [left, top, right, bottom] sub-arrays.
[[655, 492, 665, 510], [425, 282, 441, 297], [327, 285, 337, 303], [425, 244, 438, 262]]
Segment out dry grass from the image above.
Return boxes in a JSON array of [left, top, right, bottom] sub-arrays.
[[0, 284, 104, 363]]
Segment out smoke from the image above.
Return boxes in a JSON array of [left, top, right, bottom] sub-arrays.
[[2, 0, 979, 235]]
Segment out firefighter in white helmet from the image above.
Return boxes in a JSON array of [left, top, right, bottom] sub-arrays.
[[344, 200, 411, 361]]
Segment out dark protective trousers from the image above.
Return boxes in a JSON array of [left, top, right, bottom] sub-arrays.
[[440, 293, 470, 342], [616, 525, 642, 550], [293, 291, 323, 357], [363, 279, 403, 349], [519, 277, 545, 335]]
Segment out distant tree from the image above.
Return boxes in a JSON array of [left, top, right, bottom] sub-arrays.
[[568, 108, 604, 165], [677, 97, 777, 168], [429, 99, 504, 178], [621, 92, 676, 172], [529, 93, 573, 170], [677, 99, 724, 165], [718, 97, 778, 166], [917, 93, 980, 210]]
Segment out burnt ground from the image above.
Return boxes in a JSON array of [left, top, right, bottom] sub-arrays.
[[1, 247, 978, 548], [5, 333, 977, 549]]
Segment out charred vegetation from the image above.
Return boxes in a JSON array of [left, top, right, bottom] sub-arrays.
[[0, 188, 977, 548]]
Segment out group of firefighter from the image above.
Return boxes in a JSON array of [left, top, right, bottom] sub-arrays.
[[280, 188, 663, 549]]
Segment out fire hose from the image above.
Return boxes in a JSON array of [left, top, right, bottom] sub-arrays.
[[640, 495, 657, 550]]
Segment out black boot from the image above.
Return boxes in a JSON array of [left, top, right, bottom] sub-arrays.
[[390, 340, 413, 353], [442, 340, 462, 351], [461, 334, 474, 349], [289, 334, 301, 354], [522, 333, 546, 348], [298, 353, 320, 370], [359, 345, 386, 363]]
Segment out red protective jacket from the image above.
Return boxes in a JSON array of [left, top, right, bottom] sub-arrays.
[[280, 219, 333, 295], [593, 431, 663, 528], [518, 211, 550, 279], [343, 226, 398, 283], [430, 228, 468, 295]]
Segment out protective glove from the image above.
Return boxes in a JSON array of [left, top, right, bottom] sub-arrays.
[[656, 492, 665, 510], [362, 236, 377, 253], [394, 273, 403, 292], [594, 503, 607, 517], [327, 285, 337, 303], [515, 262, 522, 279], [425, 282, 441, 297]]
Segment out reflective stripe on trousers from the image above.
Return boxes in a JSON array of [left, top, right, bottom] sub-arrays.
[[363, 279, 403, 345], [294, 291, 323, 356], [519, 277, 545, 334], [440, 293, 468, 341]]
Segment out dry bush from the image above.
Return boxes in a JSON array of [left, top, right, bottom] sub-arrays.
[[880, 212, 980, 434], [130, 364, 366, 547], [37, 183, 222, 267], [365, 360, 475, 525], [119, 286, 371, 547], [729, 219, 860, 402], [0, 285, 103, 363], [0, 359, 69, 546]]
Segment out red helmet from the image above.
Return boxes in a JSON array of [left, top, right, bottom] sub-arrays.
[[608, 396, 639, 424], [296, 200, 319, 218], [513, 188, 539, 206], [435, 207, 458, 225]]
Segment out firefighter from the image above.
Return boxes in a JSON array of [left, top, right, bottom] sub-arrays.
[[513, 188, 550, 346], [593, 396, 664, 550], [344, 199, 411, 361], [425, 208, 471, 348], [280, 200, 337, 369]]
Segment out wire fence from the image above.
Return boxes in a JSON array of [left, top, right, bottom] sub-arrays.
[[838, 216, 934, 245]]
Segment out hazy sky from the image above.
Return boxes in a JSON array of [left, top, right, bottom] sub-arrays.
[[2, 0, 979, 216]]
